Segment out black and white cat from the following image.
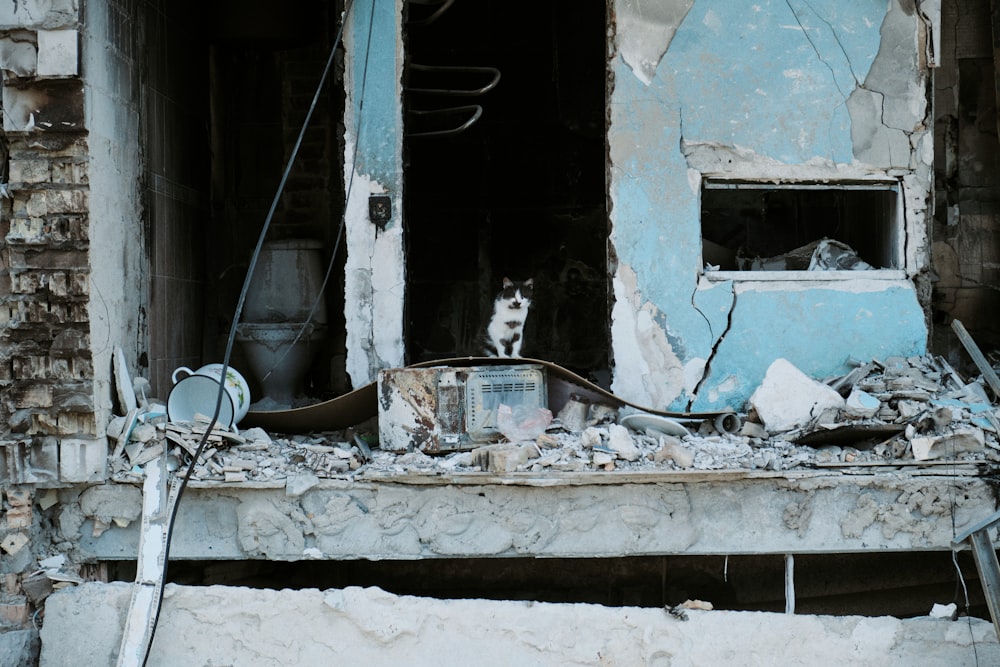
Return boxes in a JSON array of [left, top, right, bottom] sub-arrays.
[[480, 277, 533, 358]]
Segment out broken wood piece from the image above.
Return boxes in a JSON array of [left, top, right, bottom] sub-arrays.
[[951, 319, 1000, 399]]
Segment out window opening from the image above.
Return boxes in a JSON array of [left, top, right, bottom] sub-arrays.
[[701, 180, 901, 273]]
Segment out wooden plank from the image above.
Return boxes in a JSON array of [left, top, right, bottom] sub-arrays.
[[951, 319, 1000, 398]]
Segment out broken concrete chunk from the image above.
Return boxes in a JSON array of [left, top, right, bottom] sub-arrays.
[[21, 571, 53, 605], [556, 394, 590, 432], [471, 443, 539, 473], [653, 437, 695, 468], [592, 450, 614, 466], [37, 488, 58, 511], [0, 532, 29, 555], [607, 424, 640, 461], [739, 421, 768, 439], [5, 505, 32, 529], [929, 602, 958, 620], [580, 427, 603, 449], [845, 388, 880, 419], [749, 359, 846, 433], [105, 415, 127, 441], [130, 422, 158, 443], [910, 428, 985, 461]]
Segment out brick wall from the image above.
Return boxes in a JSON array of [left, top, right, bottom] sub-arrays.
[[0, 11, 105, 484]]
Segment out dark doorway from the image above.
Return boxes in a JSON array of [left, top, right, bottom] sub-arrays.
[[402, 0, 609, 383]]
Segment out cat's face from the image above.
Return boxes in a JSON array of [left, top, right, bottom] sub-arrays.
[[499, 277, 533, 310]]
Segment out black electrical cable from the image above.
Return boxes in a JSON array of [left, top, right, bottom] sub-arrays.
[[139, 1, 361, 663]]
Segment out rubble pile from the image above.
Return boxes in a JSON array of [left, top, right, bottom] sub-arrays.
[[104, 354, 1000, 482]]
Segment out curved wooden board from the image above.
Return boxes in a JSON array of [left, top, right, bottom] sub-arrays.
[[240, 356, 736, 434]]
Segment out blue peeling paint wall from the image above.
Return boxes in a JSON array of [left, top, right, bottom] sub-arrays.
[[350, 0, 401, 188], [609, 0, 930, 412]]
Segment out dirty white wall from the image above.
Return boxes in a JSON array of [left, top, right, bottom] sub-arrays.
[[608, 0, 934, 412], [81, 0, 144, 435], [40, 582, 1000, 666], [343, 0, 406, 387]]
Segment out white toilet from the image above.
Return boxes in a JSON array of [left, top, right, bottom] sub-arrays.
[[236, 238, 328, 407]]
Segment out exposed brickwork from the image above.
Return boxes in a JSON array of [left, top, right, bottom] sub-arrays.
[[0, 94, 96, 484]]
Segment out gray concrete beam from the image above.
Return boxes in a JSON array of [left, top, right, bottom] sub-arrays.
[[72, 471, 998, 561]]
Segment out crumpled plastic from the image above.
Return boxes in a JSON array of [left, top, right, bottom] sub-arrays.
[[496, 403, 553, 442]]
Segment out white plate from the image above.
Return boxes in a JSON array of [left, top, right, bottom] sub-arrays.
[[114, 347, 137, 413], [620, 413, 690, 437]]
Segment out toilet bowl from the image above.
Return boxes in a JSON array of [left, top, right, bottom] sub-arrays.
[[238, 239, 329, 406], [237, 322, 325, 405]]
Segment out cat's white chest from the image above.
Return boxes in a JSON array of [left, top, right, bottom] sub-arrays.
[[486, 300, 528, 357]]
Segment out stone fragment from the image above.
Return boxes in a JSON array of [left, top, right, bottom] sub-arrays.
[[556, 395, 589, 432], [5, 505, 32, 529], [929, 602, 957, 619], [6, 487, 31, 506], [105, 415, 126, 441], [910, 428, 985, 461], [844, 388, 880, 419], [130, 422, 157, 443], [681, 599, 714, 611], [749, 359, 846, 432], [0, 532, 29, 555], [471, 443, 539, 473], [21, 571, 53, 605], [740, 421, 768, 439], [580, 427, 603, 448], [592, 450, 614, 466], [654, 438, 694, 468], [536, 433, 560, 449], [607, 424, 640, 461], [0, 598, 29, 627]]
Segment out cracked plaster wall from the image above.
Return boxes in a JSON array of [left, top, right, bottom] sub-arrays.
[[609, 0, 934, 412]]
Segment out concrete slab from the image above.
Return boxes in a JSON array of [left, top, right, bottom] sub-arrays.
[[74, 471, 997, 561], [39, 582, 1000, 666]]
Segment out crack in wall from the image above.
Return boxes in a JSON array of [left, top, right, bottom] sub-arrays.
[[786, 0, 860, 100], [686, 282, 735, 411]]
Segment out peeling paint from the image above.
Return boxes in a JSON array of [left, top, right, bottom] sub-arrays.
[[343, 0, 405, 387], [608, 0, 931, 411], [613, 0, 694, 85], [610, 264, 685, 409]]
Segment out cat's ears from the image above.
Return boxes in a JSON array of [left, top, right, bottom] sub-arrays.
[[502, 277, 533, 288]]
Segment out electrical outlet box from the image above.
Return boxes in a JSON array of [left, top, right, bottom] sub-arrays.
[[368, 195, 391, 228]]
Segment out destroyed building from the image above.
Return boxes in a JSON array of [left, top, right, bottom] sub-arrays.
[[3, 0, 1000, 664]]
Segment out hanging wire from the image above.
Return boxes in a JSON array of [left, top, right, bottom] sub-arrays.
[[261, 0, 380, 385], [140, 1, 364, 663]]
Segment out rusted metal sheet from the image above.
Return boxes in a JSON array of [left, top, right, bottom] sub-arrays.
[[377, 365, 547, 453]]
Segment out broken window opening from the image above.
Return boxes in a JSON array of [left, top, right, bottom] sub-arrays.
[[700, 180, 902, 275]]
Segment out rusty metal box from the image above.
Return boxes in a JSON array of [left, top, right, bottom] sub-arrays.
[[377, 364, 547, 453]]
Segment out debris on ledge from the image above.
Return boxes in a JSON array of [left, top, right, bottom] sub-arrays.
[[104, 353, 1000, 484]]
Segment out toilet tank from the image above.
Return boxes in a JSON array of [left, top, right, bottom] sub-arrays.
[[243, 238, 328, 324]]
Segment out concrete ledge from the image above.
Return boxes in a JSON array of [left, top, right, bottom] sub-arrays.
[[73, 471, 998, 560], [40, 582, 1000, 666]]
